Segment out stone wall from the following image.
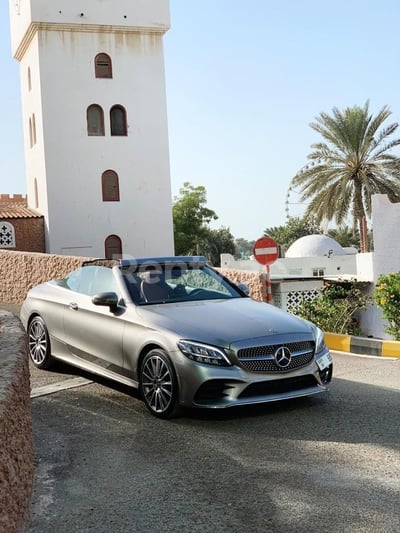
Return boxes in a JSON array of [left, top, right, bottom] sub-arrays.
[[0, 250, 269, 304], [219, 268, 268, 302], [0, 310, 33, 532], [0, 251, 97, 531], [0, 250, 90, 303]]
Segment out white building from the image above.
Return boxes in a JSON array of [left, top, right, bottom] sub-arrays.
[[221, 232, 379, 335], [222, 234, 362, 279], [9, 0, 174, 258]]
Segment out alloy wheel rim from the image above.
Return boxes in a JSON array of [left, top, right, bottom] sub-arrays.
[[142, 355, 173, 413], [29, 320, 47, 364]]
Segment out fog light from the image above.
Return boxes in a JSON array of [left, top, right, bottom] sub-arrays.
[[319, 365, 332, 384]]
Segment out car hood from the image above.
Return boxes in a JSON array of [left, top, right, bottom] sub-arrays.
[[136, 297, 313, 347]]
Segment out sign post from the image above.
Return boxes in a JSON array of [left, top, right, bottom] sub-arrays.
[[253, 237, 279, 303]]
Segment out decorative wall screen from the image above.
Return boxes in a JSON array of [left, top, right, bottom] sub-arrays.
[[286, 289, 320, 313], [0, 222, 16, 248]]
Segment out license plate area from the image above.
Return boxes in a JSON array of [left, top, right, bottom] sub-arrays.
[[316, 353, 332, 371]]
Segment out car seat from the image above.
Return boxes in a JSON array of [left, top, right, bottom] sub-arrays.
[[140, 271, 174, 302]]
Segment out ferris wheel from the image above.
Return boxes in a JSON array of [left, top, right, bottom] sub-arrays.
[[285, 162, 332, 233], [284, 163, 314, 220]]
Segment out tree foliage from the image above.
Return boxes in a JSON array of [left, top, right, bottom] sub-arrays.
[[327, 225, 360, 249], [294, 281, 370, 335], [200, 227, 236, 266], [173, 182, 218, 255], [172, 182, 235, 265], [292, 101, 400, 252], [264, 216, 321, 250], [374, 273, 400, 340], [234, 238, 256, 259]]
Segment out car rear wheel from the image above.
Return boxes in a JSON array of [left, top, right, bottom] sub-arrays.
[[28, 316, 54, 369], [139, 349, 181, 418]]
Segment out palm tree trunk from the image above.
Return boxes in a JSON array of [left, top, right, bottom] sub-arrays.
[[354, 182, 368, 253], [359, 216, 368, 253]]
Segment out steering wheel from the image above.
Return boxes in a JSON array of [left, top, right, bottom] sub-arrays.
[[189, 288, 205, 298], [173, 284, 187, 295]]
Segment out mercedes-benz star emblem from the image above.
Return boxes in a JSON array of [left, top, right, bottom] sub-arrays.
[[274, 346, 291, 368]]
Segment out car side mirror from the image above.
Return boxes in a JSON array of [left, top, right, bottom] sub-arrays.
[[92, 291, 119, 311]]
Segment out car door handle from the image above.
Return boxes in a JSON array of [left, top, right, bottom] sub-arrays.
[[69, 302, 78, 311]]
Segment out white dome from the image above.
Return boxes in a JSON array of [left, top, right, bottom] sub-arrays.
[[285, 234, 346, 258]]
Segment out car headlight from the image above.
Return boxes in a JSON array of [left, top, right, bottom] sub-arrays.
[[177, 340, 231, 367], [302, 319, 327, 355], [314, 325, 327, 355]]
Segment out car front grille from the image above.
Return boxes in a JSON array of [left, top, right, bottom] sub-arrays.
[[237, 341, 314, 373]]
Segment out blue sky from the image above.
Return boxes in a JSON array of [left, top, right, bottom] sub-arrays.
[[2, 0, 400, 240]]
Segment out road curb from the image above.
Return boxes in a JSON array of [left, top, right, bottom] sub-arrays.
[[325, 332, 400, 358]]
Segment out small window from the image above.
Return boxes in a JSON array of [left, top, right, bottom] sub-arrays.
[[102, 170, 120, 201], [32, 113, 37, 145], [312, 268, 325, 277], [105, 234, 122, 259], [34, 178, 39, 208], [28, 67, 31, 91], [95, 53, 112, 78], [110, 105, 127, 136], [0, 222, 16, 248], [29, 117, 33, 148], [87, 104, 105, 136]]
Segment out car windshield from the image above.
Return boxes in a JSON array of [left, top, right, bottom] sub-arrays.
[[121, 263, 244, 305]]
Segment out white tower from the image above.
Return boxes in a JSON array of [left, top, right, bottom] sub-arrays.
[[9, 0, 174, 258]]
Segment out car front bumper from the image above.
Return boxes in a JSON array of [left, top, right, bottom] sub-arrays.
[[174, 347, 332, 409]]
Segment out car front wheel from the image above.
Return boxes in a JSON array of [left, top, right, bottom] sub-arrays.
[[27, 316, 54, 369], [139, 349, 181, 418]]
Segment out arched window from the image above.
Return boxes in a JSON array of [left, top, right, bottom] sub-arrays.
[[95, 53, 112, 78], [87, 104, 105, 136], [29, 117, 33, 148], [105, 234, 122, 259], [110, 105, 127, 136], [0, 222, 16, 248], [102, 170, 120, 201], [34, 178, 39, 208], [28, 67, 31, 91]]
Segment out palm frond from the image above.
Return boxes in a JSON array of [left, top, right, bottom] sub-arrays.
[[292, 101, 400, 251]]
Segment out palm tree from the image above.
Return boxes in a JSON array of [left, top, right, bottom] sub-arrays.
[[291, 101, 400, 252], [327, 225, 360, 249]]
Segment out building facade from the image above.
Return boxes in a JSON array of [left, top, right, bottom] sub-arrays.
[[0, 194, 44, 252], [9, 0, 174, 258]]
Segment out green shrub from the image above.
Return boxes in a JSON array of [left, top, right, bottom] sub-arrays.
[[374, 273, 400, 340], [294, 281, 370, 335]]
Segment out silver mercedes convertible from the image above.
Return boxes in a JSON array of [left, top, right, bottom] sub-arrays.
[[21, 256, 332, 418]]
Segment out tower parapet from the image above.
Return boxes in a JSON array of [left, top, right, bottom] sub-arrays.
[[0, 194, 27, 206], [9, 0, 170, 59]]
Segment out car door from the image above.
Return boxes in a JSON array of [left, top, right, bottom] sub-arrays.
[[63, 266, 125, 376]]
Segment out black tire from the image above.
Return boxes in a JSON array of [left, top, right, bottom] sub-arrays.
[[139, 349, 182, 419], [27, 316, 54, 369]]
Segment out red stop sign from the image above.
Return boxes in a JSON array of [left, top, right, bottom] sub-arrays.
[[253, 237, 279, 266]]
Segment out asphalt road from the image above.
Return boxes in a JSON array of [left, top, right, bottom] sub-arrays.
[[27, 352, 400, 533]]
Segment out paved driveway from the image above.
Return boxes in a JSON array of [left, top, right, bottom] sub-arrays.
[[28, 352, 400, 533], [1, 305, 398, 532]]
